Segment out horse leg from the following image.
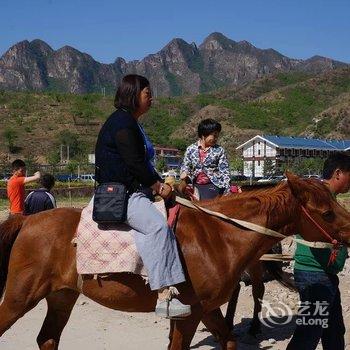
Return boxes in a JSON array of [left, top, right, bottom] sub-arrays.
[[0, 267, 51, 337], [224, 283, 241, 331], [247, 263, 264, 336], [36, 289, 79, 350], [202, 309, 237, 350], [169, 303, 202, 350]]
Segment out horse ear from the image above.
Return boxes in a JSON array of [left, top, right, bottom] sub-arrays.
[[285, 172, 309, 204]]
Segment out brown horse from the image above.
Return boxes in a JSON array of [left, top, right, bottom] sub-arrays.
[[1, 174, 350, 350]]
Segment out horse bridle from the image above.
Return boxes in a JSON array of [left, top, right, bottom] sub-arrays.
[[300, 205, 347, 265], [300, 206, 339, 245]]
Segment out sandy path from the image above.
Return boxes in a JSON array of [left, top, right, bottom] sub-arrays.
[[4, 278, 350, 349]]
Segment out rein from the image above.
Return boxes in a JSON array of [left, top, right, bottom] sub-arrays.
[[175, 196, 337, 251], [301, 205, 341, 265], [175, 196, 285, 239]]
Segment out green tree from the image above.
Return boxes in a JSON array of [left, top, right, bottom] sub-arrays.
[[3, 127, 18, 153], [57, 130, 83, 159], [23, 152, 39, 174], [156, 157, 167, 173], [47, 149, 61, 166], [230, 157, 244, 174], [66, 160, 79, 175], [263, 159, 275, 176]]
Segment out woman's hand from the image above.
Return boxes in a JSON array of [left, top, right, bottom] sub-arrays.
[[151, 181, 173, 200], [180, 172, 188, 180], [159, 183, 173, 200]]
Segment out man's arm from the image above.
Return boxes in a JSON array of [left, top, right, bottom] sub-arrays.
[[24, 171, 41, 184]]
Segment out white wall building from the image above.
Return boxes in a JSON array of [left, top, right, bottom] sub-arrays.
[[237, 135, 350, 177]]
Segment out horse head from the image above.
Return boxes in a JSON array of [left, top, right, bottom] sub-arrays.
[[286, 172, 350, 246]]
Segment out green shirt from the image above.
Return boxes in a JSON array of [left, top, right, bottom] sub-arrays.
[[294, 234, 348, 274]]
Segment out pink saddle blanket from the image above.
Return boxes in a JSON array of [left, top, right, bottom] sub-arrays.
[[76, 198, 166, 276]]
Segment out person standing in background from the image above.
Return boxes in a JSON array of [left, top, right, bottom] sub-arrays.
[[180, 118, 231, 200], [7, 159, 41, 216], [24, 173, 56, 215]]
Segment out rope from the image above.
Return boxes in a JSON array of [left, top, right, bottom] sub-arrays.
[[260, 254, 294, 261], [175, 196, 337, 250], [175, 196, 285, 239]]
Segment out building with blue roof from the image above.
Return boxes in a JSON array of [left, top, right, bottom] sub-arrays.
[[236, 135, 350, 177]]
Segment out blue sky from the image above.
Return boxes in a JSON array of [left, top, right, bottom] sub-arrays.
[[1, 0, 349, 63]]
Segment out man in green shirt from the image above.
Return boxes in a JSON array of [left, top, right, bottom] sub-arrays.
[[287, 152, 350, 350]]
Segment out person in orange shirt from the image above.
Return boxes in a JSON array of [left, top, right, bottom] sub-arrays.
[[7, 159, 41, 215]]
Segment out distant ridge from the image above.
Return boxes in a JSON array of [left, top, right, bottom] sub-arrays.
[[0, 33, 347, 96]]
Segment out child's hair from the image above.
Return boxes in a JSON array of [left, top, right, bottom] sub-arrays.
[[40, 174, 55, 191], [11, 159, 26, 171], [198, 119, 222, 138], [323, 152, 350, 179]]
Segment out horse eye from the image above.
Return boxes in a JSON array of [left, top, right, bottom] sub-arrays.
[[322, 210, 335, 222]]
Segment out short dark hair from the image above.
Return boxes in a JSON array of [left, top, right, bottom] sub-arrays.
[[114, 75, 150, 112], [40, 174, 55, 191], [197, 118, 222, 138], [11, 159, 26, 171], [323, 152, 350, 179]]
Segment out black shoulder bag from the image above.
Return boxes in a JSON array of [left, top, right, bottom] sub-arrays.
[[92, 168, 129, 224]]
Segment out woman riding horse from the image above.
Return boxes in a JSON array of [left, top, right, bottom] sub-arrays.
[[94, 74, 190, 319]]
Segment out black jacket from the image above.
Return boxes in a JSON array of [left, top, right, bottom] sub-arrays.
[[95, 109, 160, 191]]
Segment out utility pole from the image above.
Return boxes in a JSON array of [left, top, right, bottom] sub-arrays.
[[60, 144, 63, 164]]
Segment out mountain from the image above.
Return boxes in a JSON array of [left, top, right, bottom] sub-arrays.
[[0, 33, 347, 96], [1, 67, 349, 164]]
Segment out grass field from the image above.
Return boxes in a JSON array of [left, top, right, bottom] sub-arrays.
[[1, 193, 350, 221], [0, 196, 91, 220]]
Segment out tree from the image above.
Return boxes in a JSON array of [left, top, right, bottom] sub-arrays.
[[57, 130, 83, 159], [66, 160, 79, 175], [156, 157, 167, 173], [263, 159, 275, 177], [3, 128, 18, 153], [47, 150, 60, 166], [23, 152, 39, 174], [230, 157, 244, 174]]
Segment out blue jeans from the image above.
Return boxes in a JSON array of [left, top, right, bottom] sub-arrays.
[[126, 192, 186, 291], [287, 270, 345, 350]]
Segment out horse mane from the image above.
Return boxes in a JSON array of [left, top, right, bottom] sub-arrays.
[[202, 182, 291, 214], [202, 178, 331, 225]]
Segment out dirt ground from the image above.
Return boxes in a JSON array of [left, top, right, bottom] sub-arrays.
[[1, 278, 350, 349]]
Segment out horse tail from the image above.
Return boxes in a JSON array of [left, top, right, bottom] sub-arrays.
[[0, 215, 25, 297]]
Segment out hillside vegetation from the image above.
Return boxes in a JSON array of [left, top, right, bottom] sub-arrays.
[[0, 68, 349, 166]]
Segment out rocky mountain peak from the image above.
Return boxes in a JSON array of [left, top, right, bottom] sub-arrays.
[[200, 32, 234, 51], [0, 34, 347, 96], [29, 39, 54, 56]]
